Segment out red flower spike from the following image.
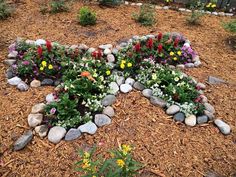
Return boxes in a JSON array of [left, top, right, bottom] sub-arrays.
[[157, 32, 162, 42], [134, 43, 141, 52], [92, 50, 102, 59], [46, 40, 52, 52], [174, 38, 179, 48], [158, 44, 163, 54], [147, 38, 153, 49], [37, 46, 43, 57]]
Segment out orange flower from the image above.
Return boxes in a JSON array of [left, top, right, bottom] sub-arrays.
[[81, 71, 91, 77]]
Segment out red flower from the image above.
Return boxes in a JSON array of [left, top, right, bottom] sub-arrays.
[[134, 43, 141, 52], [174, 38, 179, 48], [37, 46, 43, 57], [46, 40, 52, 52], [158, 44, 163, 54], [157, 32, 162, 42], [92, 50, 102, 59], [147, 38, 153, 49]]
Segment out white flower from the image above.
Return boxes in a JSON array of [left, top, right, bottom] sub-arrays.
[[174, 77, 179, 82], [152, 73, 157, 80]]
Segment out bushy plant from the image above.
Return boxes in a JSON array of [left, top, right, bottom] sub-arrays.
[[0, 0, 12, 20], [99, 0, 122, 7], [78, 7, 96, 26], [50, 0, 69, 13], [187, 10, 203, 25], [223, 20, 236, 33], [133, 4, 156, 26]]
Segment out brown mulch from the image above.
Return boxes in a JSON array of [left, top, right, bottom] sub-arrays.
[[0, 1, 236, 177]]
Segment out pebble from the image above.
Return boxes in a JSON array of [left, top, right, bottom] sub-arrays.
[[124, 1, 129, 5], [166, 105, 180, 115], [204, 103, 215, 114], [14, 130, 33, 151], [208, 76, 226, 84], [132, 35, 140, 40], [46, 93, 56, 103], [136, 3, 142, 6], [87, 47, 96, 53], [107, 54, 115, 63], [28, 113, 43, 127], [173, 112, 185, 122], [78, 121, 97, 135], [142, 89, 153, 98], [155, 6, 162, 10], [120, 84, 132, 93], [214, 119, 231, 135], [54, 80, 61, 86], [185, 115, 196, 126], [197, 115, 208, 124], [8, 51, 18, 58], [35, 39, 46, 45], [30, 80, 41, 87], [35, 125, 48, 138], [212, 12, 218, 16], [179, 8, 186, 11], [104, 48, 112, 55], [116, 76, 125, 86], [176, 64, 185, 69], [146, 34, 155, 39], [94, 114, 112, 127], [150, 96, 167, 108], [108, 82, 119, 95], [196, 82, 206, 90], [4, 59, 16, 66], [112, 48, 119, 55], [133, 81, 145, 91], [125, 77, 135, 86], [31, 103, 46, 114], [193, 55, 199, 62], [194, 60, 201, 67], [200, 95, 208, 103], [101, 95, 116, 106], [8, 76, 22, 86], [48, 126, 67, 144], [163, 6, 169, 10], [6, 68, 14, 79], [99, 44, 112, 50], [70, 45, 78, 50], [78, 44, 89, 51], [185, 63, 195, 68], [17, 81, 29, 91], [41, 78, 54, 86], [25, 39, 35, 45], [102, 106, 115, 117], [65, 128, 81, 141], [204, 110, 214, 120]]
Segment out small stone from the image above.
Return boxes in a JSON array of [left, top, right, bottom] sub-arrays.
[[14, 130, 33, 151], [185, 9, 192, 13], [205, 11, 211, 14], [120, 84, 132, 93], [104, 48, 112, 55], [8, 51, 18, 58], [208, 76, 226, 84], [166, 105, 180, 115], [163, 6, 169, 10], [155, 6, 162, 10], [5, 68, 14, 79], [194, 60, 201, 67], [169, 65, 175, 69], [65, 128, 81, 141], [99, 44, 112, 50], [87, 48, 96, 53], [54, 80, 61, 86], [200, 95, 208, 103], [185, 115, 197, 126], [112, 48, 119, 55], [4, 59, 16, 66], [17, 81, 29, 91], [125, 78, 135, 86], [48, 126, 66, 144], [95, 114, 111, 127], [46, 93, 56, 103], [136, 3, 142, 6], [150, 96, 167, 108], [218, 12, 225, 16], [196, 83, 206, 90], [28, 113, 43, 127], [78, 44, 89, 51], [185, 63, 195, 68], [133, 81, 145, 91], [103, 106, 115, 117], [140, 36, 147, 41], [197, 115, 208, 124], [41, 78, 54, 86], [108, 82, 119, 95], [30, 80, 41, 87], [119, 42, 128, 48], [179, 8, 186, 12], [107, 54, 115, 63], [212, 12, 218, 16], [225, 13, 233, 16], [214, 119, 231, 135], [173, 112, 185, 122], [204, 103, 215, 114], [116, 76, 125, 86], [25, 39, 35, 45], [70, 45, 78, 50], [146, 34, 155, 39], [176, 64, 185, 69], [132, 35, 140, 40], [102, 95, 116, 106], [204, 110, 214, 120], [35, 39, 46, 45], [31, 103, 46, 114], [35, 125, 48, 138], [142, 89, 153, 98], [8, 76, 21, 86], [124, 1, 129, 5], [131, 3, 135, 6], [78, 121, 97, 135]]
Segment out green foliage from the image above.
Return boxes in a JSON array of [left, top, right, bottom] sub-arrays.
[[133, 4, 156, 26], [99, 0, 122, 7], [187, 10, 203, 25], [50, 0, 69, 13], [0, 0, 12, 20], [78, 7, 96, 26], [185, 0, 205, 10], [223, 20, 236, 33]]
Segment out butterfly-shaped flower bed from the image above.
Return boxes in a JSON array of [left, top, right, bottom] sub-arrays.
[[5, 32, 230, 147]]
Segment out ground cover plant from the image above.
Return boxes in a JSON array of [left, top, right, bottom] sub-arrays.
[[133, 4, 156, 26], [78, 6, 97, 26], [0, 0, 12, 20]]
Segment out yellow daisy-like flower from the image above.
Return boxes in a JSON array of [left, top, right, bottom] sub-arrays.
[[106, 70, 111, 76], [211, 4, 216, 8], [48, 64, 53, 70], [127, 62, 132, 67], [41, 61, 47, 67], [83, 152, 90, 159], [83, 158, 89, 164], [120, 63, 125, 69], [116, 159, 125, 168], [177, 51, 182, 56], [170, 52, 174, 56], [122, 144, 132, 155], [121, 60, 126, 64], [40, 67, 44, 71], [173, 57, 178, 61], [82, 162, 90, 169]]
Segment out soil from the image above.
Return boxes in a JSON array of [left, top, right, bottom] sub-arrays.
[[0, 1, 236, 177]]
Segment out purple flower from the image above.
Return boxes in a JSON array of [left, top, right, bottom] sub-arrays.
[[50, 108, 56, 115], [12, 64, 17, 69], [8, 43, 16, 53], [22, 61, 30, 65]]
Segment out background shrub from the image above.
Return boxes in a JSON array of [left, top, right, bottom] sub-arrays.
[[186, 10, 203, 25], [78, 6, 96, 26], [0, 0, 12, 20], [223, 20, 236, 33], [99, 0, 122, 7], [50, 0, 69, 13], [133, 4, 156, 26]]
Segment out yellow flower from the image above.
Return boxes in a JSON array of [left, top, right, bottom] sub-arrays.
[[127, 62, 132, 67], [173, 57, 178, 61], [82, 162, 90, 169], [116, 159, 125, 168], [121, 60, 126, 64], [48, 64, 53, 70], [122, 144, 132, 155], [110, 152, 115, 158], [170, 52, 174, 56], [83, 159, 89, 164], [84, 152, 90, 159], [120, 63, 125, 69], [41, 61, 47, 67], [106, 70, 111, 76], [211, 4, 216, 8], [177, 51, 182, 56], [92, 176, 96, 177], [40, 67, 44, 71]]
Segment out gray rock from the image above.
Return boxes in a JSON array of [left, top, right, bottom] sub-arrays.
[[6, 68, 14, 79], [95, 114, 111, 127], [99, 44, 112, 50], [108, 82, 119, 95], [30, 80, 41, 88], [104, 48, 112, 55], [163, 6, 169, 10], [208, 76, 226, 84], [78, 44, 89, 51], [14, 130, 33, 151], [200, 95, 208, 103], [41, 79, 54, 86], [102, 106, 115, 117], [194, 60, 201, 67], [146, 34, 155, 39], [150, 96, 167, 108], [35, 39, 46, 46], [65, 128, 81, 141], [48, 126, 67, 144], [112, 48, 119, 55], [185, 115, 197, 126], [193, 55, 200, 62], [214, 119, 231, 135], [133, 81, 145, 91], [212, 12, 218, 16], [169, 65, 175, 69], [87, 48, 96, 53], [35, 125, 48, 138], [173, 112, 185, 122], [78, 121, 97, 135], [197, 115, 208, 124], [218, 12, 225, 16], [119, 42, 128, 48], [8, 51, 18, 58], [8, 76, 22, 86], [4, 59, 16, 66], [116, 76, 125, 86], [185, 63, 195, 68], [176, 64, 185, 69], [120, 84, 132, 93], [17, 81, 29, 91], [125, 78, 135, 86], [70, 45, 78, 50], [132, 35, 140, 40], [28, 113, 43, 127], [107, 54, 115, 63], [166, 105, 180, 115], [142, 89, 153, 98], [102, 95, 116, 106], [204, 103, 215, 114], [204, 110, 214, 120], [31, 103, 46, 114], [54, 80, 61, 86], [186, 9, 192, 13], [196, 82, 206, 90], [225, 13, 233, 17], [46, 93, 56, 103]]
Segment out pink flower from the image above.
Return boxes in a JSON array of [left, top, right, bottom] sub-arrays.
[[50, 108, 56, 115], [22, 61, 30, 65]]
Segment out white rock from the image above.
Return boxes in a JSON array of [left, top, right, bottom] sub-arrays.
[[104, 48, 112, 55], [124, 1, 129, 5], [107, 54, 115, 63], [35, 125, 48, 138], [35, 39, 46, 46], [28, 113, 43, 127], [103, 106, 115, 117], [179, 8, 186, 12], [212, 12, 218, 16], [46, 93, 56, 103], [166, 105, 180, 115], [25, 39, 35, 45], [194, 60, 201, 67], [155, 6, 162, 10], [99, 44, 112, 50], [31, 103, 46, 114], [48, 126, 66, 144], [196, 83, 206, 90], [78, 121, 97, 135], [185, 115, 197, 126], [163, 6, 169, 10], [214, 119, 231, 135], [30, 80, 41, 88], [204, 103, 215, 114], [87, 48, 96, 53], [116, 76, 125, 86], [184, 43, 190, 48], [176, 64, 185, 69], [8, 76, 22, 86], [136, 3, 142, 6], [4, 59, 16, 65], [108, 82, 119, 95], [142, 89, 153, 98], [8, 51, 18, 58], [17, 81, 29, 91], [94, 114, 111, 127], [125, 78, 135, 86], [120, 84, 132, 93]]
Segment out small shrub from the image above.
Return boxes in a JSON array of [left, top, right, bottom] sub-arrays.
[[50, 0, 68, 13], [223, 20, 236, 33], [39, 3, 48, 15], [99, 0, 122, 7], [78, 7, 96, 26], [0, 0, 12, 20], [186, 10, 203, 25], [133, 4, 156, 26]]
